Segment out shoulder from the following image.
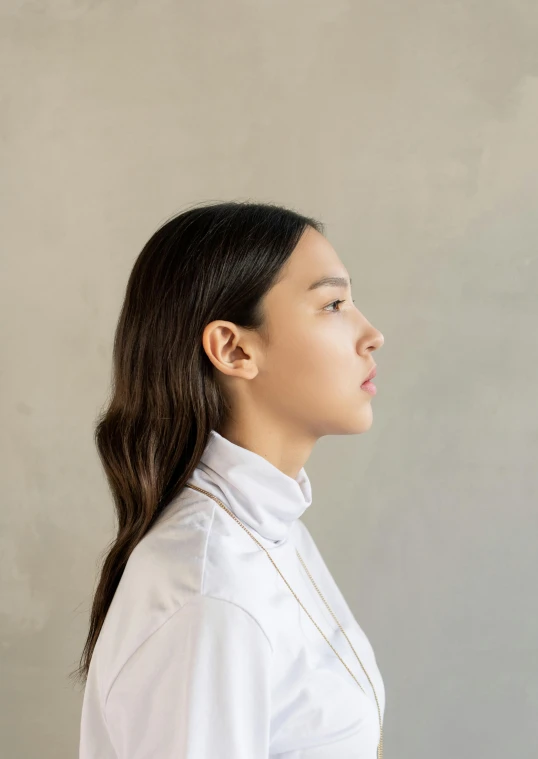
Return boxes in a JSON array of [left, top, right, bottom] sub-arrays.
[[93, 483, 274, 702]]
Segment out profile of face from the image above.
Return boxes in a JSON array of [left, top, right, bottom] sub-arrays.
[[203, 226, 384, 441]]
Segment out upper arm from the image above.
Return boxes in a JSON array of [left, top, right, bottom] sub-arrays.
[[105, 595, 273, 759]]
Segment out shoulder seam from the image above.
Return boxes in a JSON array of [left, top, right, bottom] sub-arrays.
[[103, 594, 273, 725]]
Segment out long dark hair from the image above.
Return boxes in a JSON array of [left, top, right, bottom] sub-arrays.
[[70, 200, 324, 687]]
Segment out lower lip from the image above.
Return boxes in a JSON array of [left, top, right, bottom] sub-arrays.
[[360, 380, 377, 395]]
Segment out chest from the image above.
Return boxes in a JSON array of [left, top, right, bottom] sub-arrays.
[[259, 544, 385, 756]]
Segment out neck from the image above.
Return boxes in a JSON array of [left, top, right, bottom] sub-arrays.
[[216, 421, 316, 481]]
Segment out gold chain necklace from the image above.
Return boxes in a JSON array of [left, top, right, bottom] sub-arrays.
[[185, 482, 384, 759]]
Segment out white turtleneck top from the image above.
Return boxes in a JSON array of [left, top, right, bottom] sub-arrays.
[[79, 429, 385, 758]]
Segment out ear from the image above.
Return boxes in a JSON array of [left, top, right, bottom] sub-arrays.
[[202, 320, 259, 380]]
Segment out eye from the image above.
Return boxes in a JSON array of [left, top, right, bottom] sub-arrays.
[[324, 298, 356, 312]]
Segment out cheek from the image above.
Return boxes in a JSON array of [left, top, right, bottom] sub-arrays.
[[278, 334, 354, 391], [281, 332, 327, 372]]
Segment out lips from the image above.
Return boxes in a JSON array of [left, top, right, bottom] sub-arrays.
[[362, 365, 377, 384]]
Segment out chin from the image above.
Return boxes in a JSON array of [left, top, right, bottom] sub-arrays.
[[349, 402, 374, 434]]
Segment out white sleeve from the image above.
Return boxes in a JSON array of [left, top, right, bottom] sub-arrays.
[[104, 595, 273, 759]]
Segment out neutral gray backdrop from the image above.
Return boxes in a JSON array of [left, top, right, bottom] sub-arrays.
[[1, 1, 537, 757]]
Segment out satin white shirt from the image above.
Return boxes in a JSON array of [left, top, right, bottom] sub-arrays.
[[79, 429, 385, 758]]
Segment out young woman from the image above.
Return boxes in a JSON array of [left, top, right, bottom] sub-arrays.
[[74, 200, 386, 758]]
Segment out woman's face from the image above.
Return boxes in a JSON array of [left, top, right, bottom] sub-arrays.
[[204, 225, 384, 444]]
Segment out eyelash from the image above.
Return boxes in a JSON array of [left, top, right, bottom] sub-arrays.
[[324, 298, 356, 312]]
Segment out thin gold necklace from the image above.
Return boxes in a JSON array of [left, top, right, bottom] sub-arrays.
[[185, 482, 384, 759]]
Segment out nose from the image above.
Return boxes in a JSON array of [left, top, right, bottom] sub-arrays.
[[358, 324, 384, 354], [371, 329, 384, 350]]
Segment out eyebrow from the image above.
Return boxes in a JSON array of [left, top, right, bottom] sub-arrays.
[[307, 275, 352, 291]]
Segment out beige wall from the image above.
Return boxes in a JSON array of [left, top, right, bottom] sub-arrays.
[[1, 1, 537, 756]]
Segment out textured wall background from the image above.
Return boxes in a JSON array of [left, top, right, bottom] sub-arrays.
[[1, 1, 537, 757]]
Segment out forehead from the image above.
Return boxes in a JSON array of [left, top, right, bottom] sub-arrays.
[[280, 226, 349, 291]]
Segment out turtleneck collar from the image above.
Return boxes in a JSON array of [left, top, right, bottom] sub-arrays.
[[195, 428, 313, 544]]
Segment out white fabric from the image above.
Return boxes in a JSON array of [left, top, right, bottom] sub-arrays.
[[79, 429, 386, 758]]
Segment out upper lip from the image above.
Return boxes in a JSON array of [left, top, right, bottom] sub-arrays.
[[362, 365, 377, 383]]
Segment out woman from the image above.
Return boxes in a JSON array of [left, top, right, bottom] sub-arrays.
[[74, 200, 386, 758]]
